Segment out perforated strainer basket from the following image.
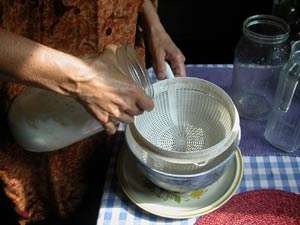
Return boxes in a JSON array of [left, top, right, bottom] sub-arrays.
[[130, 77, 240, 164]]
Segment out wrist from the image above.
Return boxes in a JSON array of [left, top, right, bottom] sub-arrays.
[[56, 56, 95, 98], [33, 47, 94, 98], [147, 22, 165, 36], [142, 0, 164, 34]]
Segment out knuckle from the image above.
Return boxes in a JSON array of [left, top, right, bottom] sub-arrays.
[[92, 108, 109, 124], [119, 99, 131, 111], [154, 66, 166, 78], [127, 84, 141, 96], [156, 67, 165, 74], [111, 108, 121, 118], [181, 54, 186, 62], [102, 114, 109, 124], [175, 52, 185, 61]]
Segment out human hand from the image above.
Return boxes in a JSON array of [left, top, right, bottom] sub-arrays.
[[73, 45, 154, 134], [147, 27, 186, 79], [141, 0, 186, 79]]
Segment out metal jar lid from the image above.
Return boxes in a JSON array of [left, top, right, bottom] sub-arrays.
[[116, 45, 154, 98]]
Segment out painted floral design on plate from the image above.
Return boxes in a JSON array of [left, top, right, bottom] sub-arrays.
[[141, 175, 207, 203]]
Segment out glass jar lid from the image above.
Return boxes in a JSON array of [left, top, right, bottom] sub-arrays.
[[116, 45, 154, 98]]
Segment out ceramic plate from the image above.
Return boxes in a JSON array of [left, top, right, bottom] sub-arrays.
[[117, 146, 243, 219]]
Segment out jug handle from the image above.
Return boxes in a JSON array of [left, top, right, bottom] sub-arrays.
[[278, 63, 300, 112], [165, 61, 175, 79]]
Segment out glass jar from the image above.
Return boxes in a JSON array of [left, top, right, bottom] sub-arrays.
[[8, 45, 153, 152], [264, 40, 300, 152], [231, 15, 290, 120]]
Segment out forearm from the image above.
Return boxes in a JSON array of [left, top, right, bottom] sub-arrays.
[[150, 0, 158, 10], [141, 0, 164, 34], [0, 29, 88, 95], [141, 0, 186, 77]]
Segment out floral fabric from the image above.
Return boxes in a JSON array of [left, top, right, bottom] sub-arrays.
[[0, 0, 147, 224]]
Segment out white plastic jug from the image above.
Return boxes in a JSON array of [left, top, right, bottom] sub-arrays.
[[8, 87, 104, 152]]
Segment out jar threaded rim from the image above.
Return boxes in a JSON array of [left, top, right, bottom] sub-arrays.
[[243, 15, 290, 45]]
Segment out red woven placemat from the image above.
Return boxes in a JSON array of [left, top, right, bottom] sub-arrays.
[[195, 189, 300, 225]]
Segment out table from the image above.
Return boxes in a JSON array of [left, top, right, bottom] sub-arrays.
[[96, 65, 300, 225]]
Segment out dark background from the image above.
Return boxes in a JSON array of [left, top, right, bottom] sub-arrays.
[[157, 0, 273, 64], [1, 1, 274, 225]]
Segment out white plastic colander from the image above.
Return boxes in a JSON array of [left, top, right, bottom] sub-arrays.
[[126, 125, 240, 174], [129, 64, 240, 164]]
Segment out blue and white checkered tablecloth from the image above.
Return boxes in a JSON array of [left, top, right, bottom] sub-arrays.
[[97, 153, 300, 225], [96, 65, 300, 225]]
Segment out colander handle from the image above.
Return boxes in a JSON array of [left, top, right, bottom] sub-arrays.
[[165, 61, 175, 79]]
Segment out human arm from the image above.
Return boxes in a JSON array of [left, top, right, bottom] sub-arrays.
[[141, 0, 186, 79], [0, 29, 154, 134]]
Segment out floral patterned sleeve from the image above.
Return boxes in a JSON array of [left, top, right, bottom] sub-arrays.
[[0, 1, 144, 224]]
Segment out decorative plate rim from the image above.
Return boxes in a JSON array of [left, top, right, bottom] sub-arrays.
[[117, 147, 244, 219]]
